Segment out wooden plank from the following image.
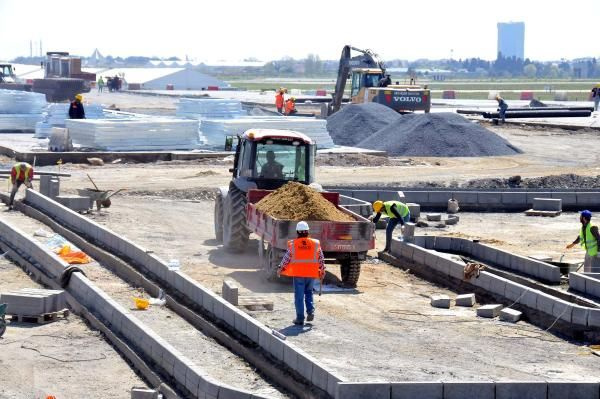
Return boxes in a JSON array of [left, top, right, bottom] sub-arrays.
[[525, 209, 561, 217]]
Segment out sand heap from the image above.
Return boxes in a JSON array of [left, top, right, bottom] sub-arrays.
[[256, 182, 354, 222]]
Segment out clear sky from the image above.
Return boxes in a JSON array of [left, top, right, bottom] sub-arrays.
[[1, 0, 598, 62]]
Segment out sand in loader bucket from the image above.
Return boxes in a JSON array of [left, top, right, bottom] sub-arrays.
[[255, 182, 354, 222]]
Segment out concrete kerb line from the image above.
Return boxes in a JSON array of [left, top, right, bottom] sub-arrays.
[[20, 189, 340, 397]]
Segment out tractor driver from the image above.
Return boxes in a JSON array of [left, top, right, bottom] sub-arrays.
[[260, 150, 284, 179]]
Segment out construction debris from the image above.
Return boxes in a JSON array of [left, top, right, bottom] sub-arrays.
[[255, 182, 354, 222]]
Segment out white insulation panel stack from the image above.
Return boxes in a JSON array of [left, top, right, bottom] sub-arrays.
[[35, 103, 105, 138], [176, 98, 247, 119], [200, 117, 335, 148], [0, 89, 46, 131], [65, 118, 200, 151]]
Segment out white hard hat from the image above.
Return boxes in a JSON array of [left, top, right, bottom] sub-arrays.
[[296, 221, 309, 232]]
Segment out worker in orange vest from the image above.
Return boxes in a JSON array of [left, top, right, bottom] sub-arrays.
[[275, 89, 285, 113], [278, 221, 325, 325], [8, 162, 34, 209], [285, 97, 297, 115]]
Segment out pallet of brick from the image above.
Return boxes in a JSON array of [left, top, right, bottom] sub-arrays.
[[0, 288, 66, 317]]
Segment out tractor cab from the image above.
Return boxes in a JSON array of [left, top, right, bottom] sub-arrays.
[[350, 68, 384, 98], [0, 64, 16, 83], [230, 129, 316, 191]]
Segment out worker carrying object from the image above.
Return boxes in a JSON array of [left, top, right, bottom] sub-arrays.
[[277, 221, 325, 326], [69, 94, 86, 119], [8, 162, 34, 209], [275, 89, 285, 113], [591, 84, 600, 112], [371, 200, 411, 252], [496, 95, 508, 123], [285, 97, 297, 115], [566, 210, 600, 272]]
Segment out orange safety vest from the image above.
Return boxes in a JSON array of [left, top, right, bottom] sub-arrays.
[[281, 237, 321, 278], [11, 162, 33, 184], [285, 100, 295, 114], [275, 93, 284, 108]]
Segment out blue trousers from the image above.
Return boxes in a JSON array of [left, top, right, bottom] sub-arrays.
[[385, 213, 411, 250], [293, 277, 315, 321]]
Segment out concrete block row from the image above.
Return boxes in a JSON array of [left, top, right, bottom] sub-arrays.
[[332, 189, 405, 203], [390, 238, 595, 328], [336, 381, 600, 399], [570, 272, 600, 299]]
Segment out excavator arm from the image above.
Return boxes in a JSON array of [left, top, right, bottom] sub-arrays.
[[330, 45, 386, 114]]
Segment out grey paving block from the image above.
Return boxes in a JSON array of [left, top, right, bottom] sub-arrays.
[[553, 300, 574, 323], [391, 381, 443, 399], [449, 237, 462, 252], [311, 362, 329, 391], [257, 326, 273, 353], [234, 310, 248, 336], [504, 281, 526, 302], [501, 192, 527, 205], [131, 388, 158, 399], [390, 238, 404, 256], [477, 304, 503, 318], [477, 192, 501, 205], [404, 191, 428, 204], [455, 293, 475, 307], [426, 213, 442, 222], [495, 381, 547, 399], [539, 264, 562, 283], [471, 243, 485, 260], [407, 203, 420, 220], [424, 250, 440, 268], [433, 257, 452, 275], [201, 289, 216, 314], [430, 294, 451, 308], [327, 371, 343, 398], [336, 382, 390, 399], [413, 236, 426, 248], [295, 349, 314, 381], [551, 192, 577, 206], [198, 377, 221, 399], [435, 236, 452, 251], [412, 246, 427, 265], [547, 381, 599, 399], [459, 239, 473, 255], [245, 318, 260, 344], [480, 244, 499, 264], [217, 385, 253, 399], [452, 191, 478, 205], [526, 192, 552, 203], [185, 367, 202, 396], [222, 303, 236, 328], [447, 260, 465, 280], [536, 292, 556, 315], [471, 271, 494, 291], [588, 309, 600, 328], [269, 334, 285, 361], [378, 190, 404, 202], [443, 381, 495, 399], [586, 277, 600, 299], [577, 192, 598, 206], [283, 343, 298, 370], [160, 349, 176, 375], [500, 307, 522, 322], [424, 236, 436, 250], [400, 242, 415, 260], [428, 191, 451, 206], [533, 197, 562, 211], [489, 275, 510, 296], [571, 305, 590, 327], [212, 297, 225, 321], [521, 289, 539, 309]]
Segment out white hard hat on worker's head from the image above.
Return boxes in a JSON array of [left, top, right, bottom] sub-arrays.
[[296, 221, 309, 232]]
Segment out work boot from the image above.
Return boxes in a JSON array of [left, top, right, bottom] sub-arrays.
[[292, 318, 304, 326], [307, 313, 314, 322]]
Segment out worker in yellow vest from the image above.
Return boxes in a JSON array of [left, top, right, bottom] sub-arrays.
[[371, 200, 411, 252], [566, 210, 600, 272], [277, 221, 325, 326], [8, 162, 34, 209]]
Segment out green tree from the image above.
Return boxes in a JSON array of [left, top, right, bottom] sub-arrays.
[[523, 64, 537, 78]]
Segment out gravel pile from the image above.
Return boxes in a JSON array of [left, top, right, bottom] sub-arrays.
[[326, 104, 520, 157], [256, 182, 354, 222], [327, 103, 400, 146]]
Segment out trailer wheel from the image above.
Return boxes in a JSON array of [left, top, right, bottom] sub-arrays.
[[222, 183, 250, 252], [340, 259, 361, 288], [214, 191, 224, 242], [264, 244, 285, 282]]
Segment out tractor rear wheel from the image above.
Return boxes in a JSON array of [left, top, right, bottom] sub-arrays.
[[263, 244, 285, 282], [222, 183, 250, 252], [340, 259, 361, 288]]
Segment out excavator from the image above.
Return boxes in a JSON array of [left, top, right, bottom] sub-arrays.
[[325, 45, 431, 116]]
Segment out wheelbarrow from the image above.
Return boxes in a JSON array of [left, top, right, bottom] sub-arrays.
[[78, 174, 126, 211], [77, 188, 126, 211], [0, 303, 7, 337]]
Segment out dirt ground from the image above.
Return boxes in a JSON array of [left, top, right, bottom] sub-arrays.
[[0, 240, 147, 399]]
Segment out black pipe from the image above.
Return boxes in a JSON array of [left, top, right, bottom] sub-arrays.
[[482, 110, 591, 118]]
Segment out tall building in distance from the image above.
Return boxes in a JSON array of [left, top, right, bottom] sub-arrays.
[[497, 22, 525, 59]]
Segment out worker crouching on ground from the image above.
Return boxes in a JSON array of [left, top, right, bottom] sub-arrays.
[[275, 89, 285, 113], [8, 162, 33, 209], [566, 210, 600, 272], [285, 97, 297, 115], [69, 94, 86, 119], [371, 200, 411, 252], [277, 221, 325, 326], [496, 95, 508, 123]]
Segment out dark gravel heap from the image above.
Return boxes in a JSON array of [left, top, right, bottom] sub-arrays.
[[357, 112, 520, 157], [326, 103, 520, 157], [326, 103, 400, 146]]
